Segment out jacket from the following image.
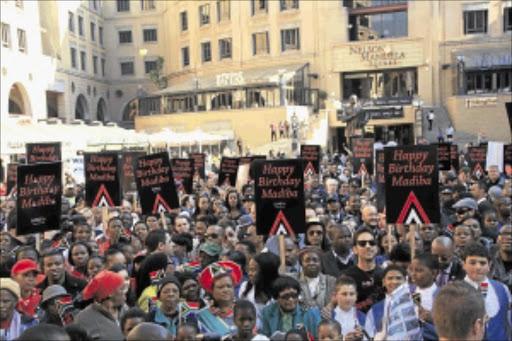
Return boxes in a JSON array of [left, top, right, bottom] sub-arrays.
[[489, 253, 512, 293], [37, 272, 87, 299], [73, 303, 125, 340], [321, 250, 355, 278], [298, 273, 336, 310], [0, 310, 37, 341], [261, 301, 321, 339]]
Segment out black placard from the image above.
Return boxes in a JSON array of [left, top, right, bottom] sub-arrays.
[[437, 143, 451, 171], [219, 157, 240, 187], [171, 158, 194, 194], [254, 159, 305, 236], [300, 145, 320, 175], [375, 150, 386, 213], [121, 152, 146, 194], [240, 155, 267, 182], [7, 164, 18, 196], [450, 145, 459, 173], [190, 153, 206, 180], [467, 146, 487, 179], [385, 145, 439, 224], [352, 138, 374, 176], [16, 162, 62, 235], [84, 153, 122, 207], [26, 142, 62, 164], [134, 152, 179, 214], [504, 144, 512, 177]]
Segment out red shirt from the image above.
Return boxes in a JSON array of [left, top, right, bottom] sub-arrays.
[[17, 293, 41, 317]]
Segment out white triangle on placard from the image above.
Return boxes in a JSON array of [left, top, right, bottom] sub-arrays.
[[275, 224, 288, 235], [97, 196, 110, 207], [405, 208, 422, 224], [156, 204, 167, 213]]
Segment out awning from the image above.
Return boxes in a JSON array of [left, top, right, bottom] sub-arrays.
[[154, 63, 309, 96], [453, 48, 512, 70]]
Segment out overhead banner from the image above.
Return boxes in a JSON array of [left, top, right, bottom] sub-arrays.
[[375, 150, 386, 213], [26, 142, 62, 164], [16, 162, 62, 235], [84, 153, 122, 207], [385, 145, 440, 224], [171, 158, 194, 194], [254, 158, 305, 236], [467, 146, 487, 179], [134, 152, 179, 214], [190, 153, 206, 180], [300, 145, 320, 176], [504, 144, 512, 177], [7, 164, 18, 197], [219, 157, 240, 187], [450, 145, 459, 173], [121, 152, 146, 194], [352, 138, 374, 176], [437, 143, 451, 171]]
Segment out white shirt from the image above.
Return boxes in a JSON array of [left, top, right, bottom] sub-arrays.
[[305, 276, 320, 297], [334, 307, 360, 336], [415, 283, 437, 311], [464, 276, 500, 318]]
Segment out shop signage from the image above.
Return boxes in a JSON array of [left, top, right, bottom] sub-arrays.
[[349, 45, 406, 68], [253, 158, 305, 236], [465, 97, 497, 108], [216, 72, 244, 86], [364, 107, 404, 119]]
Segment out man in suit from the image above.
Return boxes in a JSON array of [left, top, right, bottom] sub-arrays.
[[431, 236, 465, 287], [322, 224, 355, 278]]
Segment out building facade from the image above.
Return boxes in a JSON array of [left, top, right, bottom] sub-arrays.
[[1, 0, 511, 149]]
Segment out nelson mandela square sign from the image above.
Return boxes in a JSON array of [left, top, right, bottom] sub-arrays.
[[384, 145, 439, 225]]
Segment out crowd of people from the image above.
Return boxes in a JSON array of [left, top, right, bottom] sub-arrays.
[[0, 148, 510, 341]]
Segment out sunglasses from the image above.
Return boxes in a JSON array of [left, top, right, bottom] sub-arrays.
[[356, 240, 376, 247], [308, 230, 323, 236], [205, 233, 219, 239], [456, 208, 471, 215], [279, 292, 299, 300]]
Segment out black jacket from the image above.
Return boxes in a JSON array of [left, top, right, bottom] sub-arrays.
[[37, 272, 88, 299], [321, 250, 356, 278], [448, 258, 466, 283]]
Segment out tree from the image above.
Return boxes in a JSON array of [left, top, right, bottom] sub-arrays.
[[149, 56, 168, 89]]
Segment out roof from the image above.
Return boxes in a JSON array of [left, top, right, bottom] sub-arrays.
[[154, 63, 309, 96]]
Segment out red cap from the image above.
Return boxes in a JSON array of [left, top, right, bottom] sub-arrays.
[[11, 259, 39, 277]]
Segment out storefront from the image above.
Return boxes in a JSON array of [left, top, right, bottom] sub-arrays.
[[330, 37, 426, 147]]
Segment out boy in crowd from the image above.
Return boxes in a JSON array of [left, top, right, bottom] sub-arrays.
[[330, 275, 365, 341], [317, 319, 342, 341], [233, 299, 269, 341]]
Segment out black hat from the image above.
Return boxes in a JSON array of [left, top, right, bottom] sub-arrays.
[[157, 276, 181, 298]]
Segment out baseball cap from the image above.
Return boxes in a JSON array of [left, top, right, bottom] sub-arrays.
[[452, 198, 478, 210], [11, 259, 39, 277], [199, 242, 222, 257]]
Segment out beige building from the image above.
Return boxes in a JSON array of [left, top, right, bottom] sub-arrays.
[[1, 0, 511, 151]]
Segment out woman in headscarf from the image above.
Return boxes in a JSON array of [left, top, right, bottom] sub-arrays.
[[136, 252, 173, 312], [147, 276, 182, 337], [197, 261, 242, 337]]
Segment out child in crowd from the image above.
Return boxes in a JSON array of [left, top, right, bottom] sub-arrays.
[[330, 275, 366, 340], [462, 242, 511, 341], [409, 253, 439, 340], [233, 299, 269, 341], [175, 322, 199, 341], [317, 319, 342, 341]]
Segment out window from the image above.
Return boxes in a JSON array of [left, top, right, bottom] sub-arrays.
[[78, 15, 84, 36], [342, 69, 417, 100], [217, 0, 230, 22], [280, 0, 299, 11], [201, 41, 211, 63], [504, 7, 512, 32], [180, 11, 188, 31], [90, 22, 96, 41], [145, 60, 157, 74], [119, 30, 132, 44], [68, 12, 75, 33], [90, 0, 99, 10], [121, 61, 134, 75], [219, 38, 232, 59], [182, 46, 190, 67], [99, 26, 103, 45], [466, 69, 512, 94], [464, 10, 488, 34], [252, 32, 269, 55], [117, 0, 130, 12], [251, 0, 268, 16], [70, 47, 77, 68], [80, 51, 87, 71], [93, 55, 98, 74], [349, 11, 407, 41], [1, 23, 10, 48], [141, 0, 155, 10], [101, 58, 106, 76], [199, 5, 210, 26], [143, 28, 157, 42], [281, 28, 300, 51], [17, 29, 26, 52]]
